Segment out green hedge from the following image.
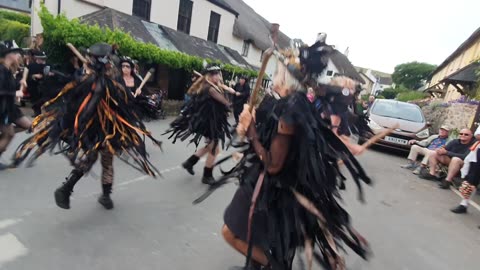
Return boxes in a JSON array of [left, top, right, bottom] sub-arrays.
[[38, 6, 257, 77], [0, 9, 30, 25], [0, 18, 30, 47], [396, 91, 428, 102]]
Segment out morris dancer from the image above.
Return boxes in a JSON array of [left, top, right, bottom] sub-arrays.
[[165, 64, 240, 185], [13, 43, 160, 210]]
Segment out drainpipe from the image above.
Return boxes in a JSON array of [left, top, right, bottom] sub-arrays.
[[57, 0, 61, 15]]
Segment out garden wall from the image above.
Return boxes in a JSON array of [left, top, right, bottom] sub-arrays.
[[420, 98, 478, 134]]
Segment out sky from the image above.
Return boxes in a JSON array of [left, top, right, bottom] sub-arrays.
[[243, 0, 480, 74]]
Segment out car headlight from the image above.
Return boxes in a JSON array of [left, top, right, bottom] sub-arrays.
[[416, 129, 430, 139], [368, 119, 383, 130]]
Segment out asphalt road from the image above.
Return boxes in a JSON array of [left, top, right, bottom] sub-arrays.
[[1, 117, 480, 270]]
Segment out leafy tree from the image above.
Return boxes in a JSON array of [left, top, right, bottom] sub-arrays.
[[378, 85, 410, 99], [392, 62, 436, 89]]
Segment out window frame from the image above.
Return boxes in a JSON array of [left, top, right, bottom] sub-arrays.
[[132, 0, 151, 21], [242, 40, 250, 57], [177, 0, 193, 34], [207, 11, 221, 43]]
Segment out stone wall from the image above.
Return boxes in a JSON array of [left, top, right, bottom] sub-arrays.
[[421, 101, 477, 133]]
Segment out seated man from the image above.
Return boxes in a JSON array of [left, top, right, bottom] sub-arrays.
[[420, 128, 475, 186], [402, 125, 449, 174], [450, 127, 480, 214]]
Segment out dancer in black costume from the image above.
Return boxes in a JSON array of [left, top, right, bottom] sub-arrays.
[[0, 40, 31, 170], [13, 43, 160, 210], [196, 41, 372, 269], [165, 64, 240, 185]]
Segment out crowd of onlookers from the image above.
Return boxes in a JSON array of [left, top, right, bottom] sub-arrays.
[[401, 125, 480, 218]]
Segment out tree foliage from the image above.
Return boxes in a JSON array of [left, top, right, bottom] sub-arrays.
[[38, 6, 257, 77], [379, 85, 410, 99], [392, 61, 436, 89]]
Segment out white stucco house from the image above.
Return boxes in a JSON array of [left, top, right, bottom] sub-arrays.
[[31, 0, 291, 71]]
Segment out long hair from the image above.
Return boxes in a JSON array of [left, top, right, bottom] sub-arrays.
[[187, 73, 221, 95]]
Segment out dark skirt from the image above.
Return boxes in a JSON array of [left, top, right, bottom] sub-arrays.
[[224, 185, 268, 246], [0, 96, 24, 125]]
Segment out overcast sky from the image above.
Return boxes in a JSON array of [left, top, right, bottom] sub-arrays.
[[243, 0, 480, 74]]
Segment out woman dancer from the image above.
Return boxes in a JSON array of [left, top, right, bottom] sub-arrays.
[[13, 43, 160, 209], [165, 64, 240, 185]]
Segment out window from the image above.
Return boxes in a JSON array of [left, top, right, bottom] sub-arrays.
[[242, 41, 250, 57], [207, 12, 221, 43], [326, 70, 333, 76], [177, 0, 193, 34], [132, 0, 151, 21]]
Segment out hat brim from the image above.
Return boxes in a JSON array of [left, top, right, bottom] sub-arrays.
[[0, 48, 23, 57]]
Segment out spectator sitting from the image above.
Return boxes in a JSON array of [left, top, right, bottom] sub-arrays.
[[420, 128, 475, 183], [450, 126, 480, 213], [402, 125, 450, 174]]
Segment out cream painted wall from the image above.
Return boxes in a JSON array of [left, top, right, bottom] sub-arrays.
[[231, 36, 263, 68], [32, 0, 111, 35], [103, 0, 132, 15], [189, 0, 236, 47], [150, 0, 179, 29]]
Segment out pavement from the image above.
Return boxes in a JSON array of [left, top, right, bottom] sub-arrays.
[[1, 117, 480, 270]]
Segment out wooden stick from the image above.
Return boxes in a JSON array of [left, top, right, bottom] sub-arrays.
[[193, 70, 223, 92], [358, 124, 399, 153], [134, 68, 155, 97], [248, 26, 279, 111], [66, 43, 88, 64]]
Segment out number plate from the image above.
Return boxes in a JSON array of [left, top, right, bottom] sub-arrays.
[[384, 136, 408, 145]]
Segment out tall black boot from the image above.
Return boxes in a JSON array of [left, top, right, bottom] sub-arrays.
[[182, 155, 199, 175], [98, 183, 114, 210], [201, 167, 215, 185], [54, 169, 84, 209]]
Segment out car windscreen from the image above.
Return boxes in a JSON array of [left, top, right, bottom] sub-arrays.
[[371, 101, 424, 123]]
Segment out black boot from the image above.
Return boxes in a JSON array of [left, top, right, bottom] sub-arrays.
[[54, 169, 84, 209], [451, 205, 467, 214], [201, 167, 215, 185], [98, 183, 114, 210], [182, 155, 199, 175]]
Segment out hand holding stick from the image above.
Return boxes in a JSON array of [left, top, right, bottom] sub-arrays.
[[134, 68, 155, 97]]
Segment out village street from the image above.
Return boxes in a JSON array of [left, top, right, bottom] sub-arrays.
[[1, 118, 480, 270]]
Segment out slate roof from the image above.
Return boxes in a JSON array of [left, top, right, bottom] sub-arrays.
[[80, 8, 253, 69], [378, 76, 393, 85], [0, 0, 30, 13], [223, 0, 291, 50], [80, 8, 158, 45], [442, 62, 480, 84]]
